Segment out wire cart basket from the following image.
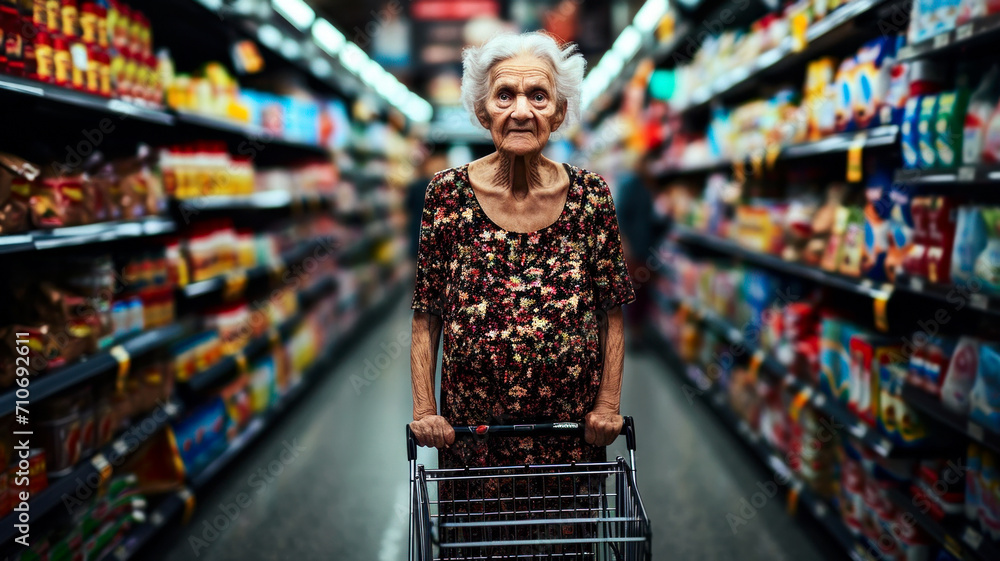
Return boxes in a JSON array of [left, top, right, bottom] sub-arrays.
[[406, 417, 651, 560]]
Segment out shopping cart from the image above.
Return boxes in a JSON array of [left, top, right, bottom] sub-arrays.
[[406, 417, 651, 560]]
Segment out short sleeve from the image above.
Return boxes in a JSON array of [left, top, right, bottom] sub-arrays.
[[411, 174, 449, 315], [586, 174, 636, 311]]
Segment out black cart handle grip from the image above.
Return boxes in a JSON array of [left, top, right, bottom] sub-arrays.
[[407, 416, 635, 461]]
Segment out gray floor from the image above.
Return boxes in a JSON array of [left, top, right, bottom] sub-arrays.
[[149, 295, 839, 560]]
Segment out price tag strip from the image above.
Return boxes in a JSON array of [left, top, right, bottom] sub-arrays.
[[109, 345, 131, 394], [873, 284, 894, 333], [91, 453, 112, 486], [749, 349, 765, 382], [847, 132, 866, 183]]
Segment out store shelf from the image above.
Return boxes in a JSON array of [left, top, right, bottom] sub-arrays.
[[657, 126, 899, 180], [0, 74, 175, 126], [0, 217, 177, 255], [178, 272, 339, 395], [177, 235, 337, 303], [672, 226, 1000, 322], [0, 401, 180, 546], [886, 487, 1000, 561], [782, 125, 899, 159], [677, 0, 893, 113], [672, 298, 935, 458], [898, 12, 1000, 62], [651, 332, 871, 561], [901, 383, 1000, 456], [0, 325, 187, 418], [187, 278, 406, 490], [172, 111, 328, 155], [100, 489, 190, 561], [893, 165, 1000, 198]]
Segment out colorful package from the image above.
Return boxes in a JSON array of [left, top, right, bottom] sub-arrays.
[[974, 207, 1000, 294], [942, 337, 981, 414], [951, 206, 989, 286], [918, 95, 940, 169], [970, 344, 1000, 433], [902, 96, 923, 168]]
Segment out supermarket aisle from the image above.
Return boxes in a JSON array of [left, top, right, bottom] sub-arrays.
[[149, 296, 836, 561]]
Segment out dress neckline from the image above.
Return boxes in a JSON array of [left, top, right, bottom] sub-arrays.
[[462, 162, 575, 237]]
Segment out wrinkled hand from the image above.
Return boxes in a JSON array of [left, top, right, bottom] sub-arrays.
[[584, 410, 623, 447], [410, 415, 456, 449]]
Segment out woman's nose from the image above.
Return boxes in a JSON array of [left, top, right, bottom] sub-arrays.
[[512, 94, 531, 120]]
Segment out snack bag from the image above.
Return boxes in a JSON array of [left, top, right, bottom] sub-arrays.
[[0, 152, 39, 235]]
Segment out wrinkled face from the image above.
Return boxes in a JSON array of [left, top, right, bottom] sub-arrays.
[[479, 54, 566, 156]]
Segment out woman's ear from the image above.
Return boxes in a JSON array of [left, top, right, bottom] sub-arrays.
[[550, 100, 568, 132], [476, 106, 491, 129]]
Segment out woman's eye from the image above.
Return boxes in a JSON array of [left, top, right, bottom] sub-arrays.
[[498, 93, 511, 101], [533, 93, 546, 102]]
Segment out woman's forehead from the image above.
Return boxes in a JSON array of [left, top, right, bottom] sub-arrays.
[[490, 55, 555, 86]]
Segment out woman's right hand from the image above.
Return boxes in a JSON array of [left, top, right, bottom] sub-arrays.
[[410, 415, 456, 449]]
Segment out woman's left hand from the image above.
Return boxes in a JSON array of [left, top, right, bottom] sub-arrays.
[[584, 410, 623, 447]]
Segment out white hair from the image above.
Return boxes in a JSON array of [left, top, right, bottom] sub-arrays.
[[461, 32, 586, 132]]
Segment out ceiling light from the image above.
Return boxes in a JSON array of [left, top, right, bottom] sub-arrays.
[[633, 0, 668, 34], [257, 24, 283, 49], [311, 18, 346, 56], [272, 0, 315, 31], [339, 42, 368, 74], [309, 58, 332, 78], [280, 37, 302, 59], [611, 26, 642, 61]]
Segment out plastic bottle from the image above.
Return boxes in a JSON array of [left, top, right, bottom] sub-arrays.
[[963, 65, 1000, 165]]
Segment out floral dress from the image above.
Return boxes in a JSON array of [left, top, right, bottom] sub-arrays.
[[411, 163, 635, 558]]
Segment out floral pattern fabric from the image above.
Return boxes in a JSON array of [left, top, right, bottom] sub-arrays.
[[412, 163, 635, 469]]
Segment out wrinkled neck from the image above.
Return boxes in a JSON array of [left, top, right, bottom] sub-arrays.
[[489, 152, 544, 199]]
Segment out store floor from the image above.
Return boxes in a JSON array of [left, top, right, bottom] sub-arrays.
[[148, 294, 840, 561]]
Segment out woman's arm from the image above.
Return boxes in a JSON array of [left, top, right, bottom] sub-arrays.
[[409, 311, 455, 448], [586, 306, 625, 447]]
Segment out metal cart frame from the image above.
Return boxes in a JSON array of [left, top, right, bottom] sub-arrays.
[[406, 417, 651, 560]]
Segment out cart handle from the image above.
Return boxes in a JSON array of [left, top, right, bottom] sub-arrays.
[[407, 416, 635, 461]]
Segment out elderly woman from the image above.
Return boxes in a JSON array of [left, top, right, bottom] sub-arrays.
[[410, 28, 633, 491]]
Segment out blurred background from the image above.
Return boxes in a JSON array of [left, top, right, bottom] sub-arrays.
[[3, 0, 1000, 560]]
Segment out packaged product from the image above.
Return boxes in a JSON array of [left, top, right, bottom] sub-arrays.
[[804, 58, 837, 140], [982, 96, 1000, 163], [862, 166, 895, 281], [936, 0, 963, 33], [886, 185, 915, 281], [0, 152, 37, 235], [924, 336, 958, 394], [925, 196, 957, 284], [220, 374, 252, 439], [968, 443, 982, 521], [820, 207, 850, 271], [880, 58, 911, 127], [852, 37, 896, 130], [918, 95, 941, 168], [170, 397, 230, 475], [38, 393, 82, 476], [839, 207, 867, 277], [978, 447, 1000, 539], [943, 337, 981, 414], [970, 344, 1000, 433], [974, 207, 1000, 293], [934, 86, 971, 168], [249, 356, 277, 414], [951, 206, 989, 285], [902, 97, 923, 168], [834, 56, 858, 133], [963, 65, 1000, 165]]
